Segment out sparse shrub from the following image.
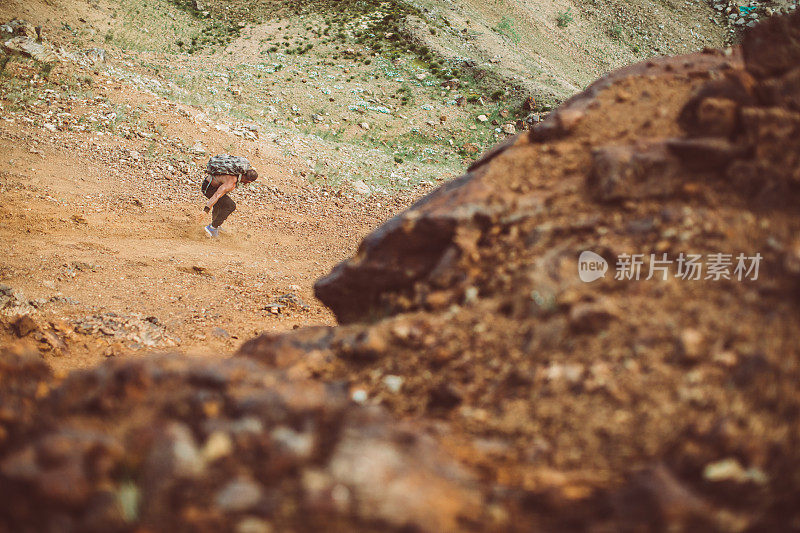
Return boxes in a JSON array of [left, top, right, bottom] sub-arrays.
[[39, 62, 54, 79], [495, 16, 520, 43], [556, 8, 573, 28], [609, 23, 623, 40]]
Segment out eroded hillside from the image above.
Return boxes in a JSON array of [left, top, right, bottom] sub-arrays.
[[2, 4, 800, 532]]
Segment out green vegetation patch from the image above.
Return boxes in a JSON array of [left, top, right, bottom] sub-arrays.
[[556, 8, 573, 28], [494, 16, 521, 44]]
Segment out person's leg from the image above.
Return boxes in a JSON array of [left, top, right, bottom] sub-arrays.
[[202, 177, 217, 199], [211, 195, 236, 228]]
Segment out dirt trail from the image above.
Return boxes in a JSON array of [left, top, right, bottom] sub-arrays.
[[0, 73, 421, 372]]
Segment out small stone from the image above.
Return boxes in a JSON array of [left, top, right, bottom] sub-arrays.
[[476, 115, 488, 123], [463, 286, 479, 304], [215, 478, 263, 512], [117, 482, 140, 523], [211, 327, 230, 339], [359, 122, 370, 130], [545, 363, 584, 384], [524, 112, 540, 125], [271, 426, 314, 459], [679, 328, 705, 360], [351, 389, 368, 403], [713, 350, 738, 367], [501, 123, 516, 134], [569, 301, 617, 333], [236, 517, 273, 533], [43, 123, 57, 133], [352, 180, 370, 195], [703, 458, 768, 484], [382, 375, 404, 393], [202, 432, 233, 463], [169, 425, 204, 477]]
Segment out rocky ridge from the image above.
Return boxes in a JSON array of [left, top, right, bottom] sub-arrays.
[[247, 11, 800, 530]]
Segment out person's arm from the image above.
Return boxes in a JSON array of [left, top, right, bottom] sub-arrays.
[[204, 174, 237, 211]]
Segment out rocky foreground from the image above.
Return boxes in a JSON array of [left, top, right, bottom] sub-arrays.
[[2, 13, 800, 532]]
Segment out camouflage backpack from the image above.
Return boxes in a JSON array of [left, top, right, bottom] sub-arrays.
[[206, 154, 252, 176]]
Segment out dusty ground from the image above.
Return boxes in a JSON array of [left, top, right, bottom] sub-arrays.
[[0, 63, 430, 372], [0, 0, 748, 374]]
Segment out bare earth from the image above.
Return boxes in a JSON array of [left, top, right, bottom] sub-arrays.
[[0, 74, 426, 371]]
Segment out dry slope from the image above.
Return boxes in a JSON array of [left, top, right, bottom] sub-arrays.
[[2, 12, 799, 533]]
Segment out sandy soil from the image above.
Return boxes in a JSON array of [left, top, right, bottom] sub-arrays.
[[0, 61, 425, 372]]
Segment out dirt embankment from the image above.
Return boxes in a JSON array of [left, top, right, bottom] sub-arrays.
[[252, 11, 800, 530]]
